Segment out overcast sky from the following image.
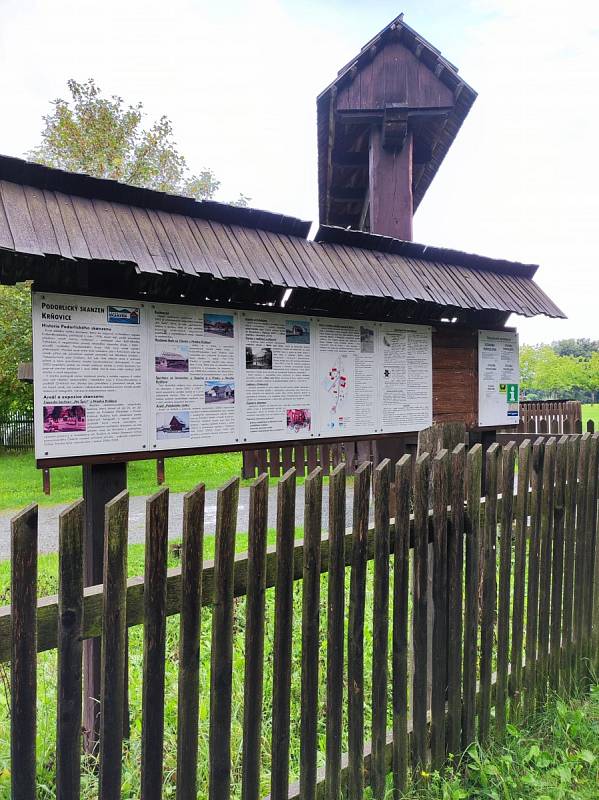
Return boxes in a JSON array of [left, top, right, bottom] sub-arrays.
[[1, 0, 597, 344]]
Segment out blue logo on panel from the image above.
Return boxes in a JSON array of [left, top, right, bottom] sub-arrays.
[[107, 306, 140, 324]]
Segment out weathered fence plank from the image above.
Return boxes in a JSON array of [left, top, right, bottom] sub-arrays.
[[524, 439, 544, 716], [300, 467, 323, 800], [326, 463, 346, 800], [10, 503, 38, 800], [371, 458, 391, 799], [141, 488, 170, 800], [447, 444, 465, 757], [462, 444, 482, 747], [550, 437, 568, 693], [241, 475, 268, 800], [348, 462, 371, 800], [479, 443, 499, 745], [537, 438, 556, 705], [510, 440, 531, 722], [57, 499, 84, 800], [412, 453, 431, 773], [431, 449, 449, 768], [271, 468, 297, 800], [176, 485, 206, 800], [496, 441, 516, 736], [392, 454, 412, 797], [209, 477, 240, 800], [562, 436, 580, 690], [573, 434, 590, 680], [98, 490, 129, 800]]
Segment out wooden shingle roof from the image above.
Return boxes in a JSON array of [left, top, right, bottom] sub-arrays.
[[0, 154, 564, 319]]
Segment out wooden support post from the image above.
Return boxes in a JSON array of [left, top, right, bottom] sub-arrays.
[[42, 467, 51, 495], [156, 458, 165, 485], [369, 127, 413, 240], [82, 461, 127, 754]]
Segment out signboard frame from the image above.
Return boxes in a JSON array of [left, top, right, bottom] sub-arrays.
[[32, 290, 434, 467]]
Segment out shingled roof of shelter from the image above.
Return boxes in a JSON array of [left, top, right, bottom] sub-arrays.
[[0, 154, 564, 319]]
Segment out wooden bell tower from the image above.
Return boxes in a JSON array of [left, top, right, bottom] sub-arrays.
[[317, 14, 477, 241]]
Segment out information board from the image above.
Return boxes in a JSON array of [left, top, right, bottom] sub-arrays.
[[478, 329, 520, 427], [33, 292, 433, 461]]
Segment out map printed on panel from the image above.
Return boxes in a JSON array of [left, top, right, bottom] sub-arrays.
[[316, 320, 378, 436]]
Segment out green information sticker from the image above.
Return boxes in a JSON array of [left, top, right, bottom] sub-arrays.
[[505, 383, 519, 403]]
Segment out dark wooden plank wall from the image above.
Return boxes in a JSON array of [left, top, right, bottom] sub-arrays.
[[336, 39, 454, 110]]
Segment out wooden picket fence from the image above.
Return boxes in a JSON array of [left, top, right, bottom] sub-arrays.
[[2, 434, 599, 799], [518, 399, 583, 435], [0, 412, 34, 450]]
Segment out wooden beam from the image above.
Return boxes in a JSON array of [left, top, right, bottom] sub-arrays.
[[330, 187, 366, 203], [331, 150, 369, 168], [369, 126, 413, 240]]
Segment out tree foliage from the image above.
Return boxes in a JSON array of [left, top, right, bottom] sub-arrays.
[[27, 78, 222, 201], [0, 285, 33, 417], [0, 79, 253, 418], [521, 341, 599, 401]]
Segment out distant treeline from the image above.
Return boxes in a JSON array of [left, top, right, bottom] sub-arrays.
[[521, 338, 599, 402]]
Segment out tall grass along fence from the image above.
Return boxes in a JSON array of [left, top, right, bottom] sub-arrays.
[[2, 435, 599, 799], [0, 412, 33, 451]]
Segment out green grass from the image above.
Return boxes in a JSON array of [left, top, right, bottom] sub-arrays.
[[391, 688, 599, 799], [0, 450, 246, 511], [582, 403, 599, 430]]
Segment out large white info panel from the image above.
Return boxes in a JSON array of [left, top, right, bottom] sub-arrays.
[[478, 329, 520, 427], [33, 291, 434, 460], [33, 292, 150, 459]]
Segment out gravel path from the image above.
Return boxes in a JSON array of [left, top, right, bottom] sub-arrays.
[[0, 483, 365, 559]]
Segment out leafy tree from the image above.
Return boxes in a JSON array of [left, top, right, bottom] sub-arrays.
[[552, 338, 598, 359], [1, 80, 252, 416], [27, 78, 221, 201], [0, 285, 33, 417]]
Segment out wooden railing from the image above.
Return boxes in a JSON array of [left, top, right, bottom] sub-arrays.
[[518, 399, 583, 435], [0, 412, 33, 450], [2, 434, 599, 798]]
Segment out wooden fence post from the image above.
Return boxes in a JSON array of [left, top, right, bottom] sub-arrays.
[[537, 438, 556, 705], [299, 467, 323, 800], [271, 469, 297, 800], [447, 444, 465, 756], [462, 444, 482, 748], [10, 503, 38, 800], [325, 463, 346, 800], [176, 484, 206, 800], [57, 499, 85, 800], [98, 490, 129, 800], [479, 443, 500, 745], [209, 477, 239, 800], [347, 462, 371, 800], [82, 461, 127, 752], [141, 488, 169, 800], [392, 455, 412, 797], [412, 453, 431, 774], [371, 459, 390, 798], [431, 449, 449, 768], [496, 442, 516, 736], [509, 440, 531, 722], [241, 475, 268, 800]]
